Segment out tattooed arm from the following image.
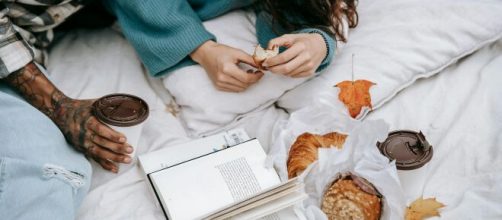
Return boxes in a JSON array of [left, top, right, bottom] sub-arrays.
[[2, 62, 132, 173]]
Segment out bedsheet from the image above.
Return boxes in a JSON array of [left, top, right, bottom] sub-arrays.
[[45, 28, 502, 219], [364, 39, 502, 219]]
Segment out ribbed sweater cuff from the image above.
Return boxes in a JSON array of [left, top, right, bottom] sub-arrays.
[[147, 29, 215, 77]]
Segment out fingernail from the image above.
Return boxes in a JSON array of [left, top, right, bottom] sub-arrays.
[[126, 146, 134, 153], [119, 137, 126, 143], [124, 157, 132, 163], [112, 168, 118, 173]]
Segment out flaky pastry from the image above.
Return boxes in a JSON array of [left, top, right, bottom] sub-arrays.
[[287, 132, 347, 178]]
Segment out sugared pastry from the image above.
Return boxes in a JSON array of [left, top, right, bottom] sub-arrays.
[[321, 173, 382, 220]]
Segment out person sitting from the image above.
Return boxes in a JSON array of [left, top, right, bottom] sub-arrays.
[[104, 0, 358, 92], [0, 1, 134, 219]]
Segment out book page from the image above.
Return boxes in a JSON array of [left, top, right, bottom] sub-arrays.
[[215, 157, 262, 201], [205, 178, 302, 219], [139, 129, 249, 174], [209, 185, 305, 220], [228, 192, 307, 220], [150, 139, 280, 220], [266, 208, 299, 220]]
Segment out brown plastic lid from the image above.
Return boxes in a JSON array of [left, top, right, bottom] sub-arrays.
[[92, 93, 149, 127], [377, 130, 433, 170]]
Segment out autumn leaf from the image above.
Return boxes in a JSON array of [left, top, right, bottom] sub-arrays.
[[405, 197, 446, 220], [335, 80, 375, 118]]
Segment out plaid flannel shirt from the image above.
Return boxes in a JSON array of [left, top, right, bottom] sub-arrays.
[[0, 0, 89, 78]]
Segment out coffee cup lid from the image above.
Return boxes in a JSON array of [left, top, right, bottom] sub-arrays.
[[92, 93, 149, 127], [377, 130, 433, 170]]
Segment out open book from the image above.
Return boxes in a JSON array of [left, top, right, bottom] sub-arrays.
[[139, 129, 306, 220]]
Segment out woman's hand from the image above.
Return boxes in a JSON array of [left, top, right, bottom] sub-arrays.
[[191, 41, 264, 92], [263, 33, 327, 78], [4, 62, 131, 173]]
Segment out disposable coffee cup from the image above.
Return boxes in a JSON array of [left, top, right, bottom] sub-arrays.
[[92, 94, 149, 161], [397, 166, 429, 201], [377, 130, 433, 200]]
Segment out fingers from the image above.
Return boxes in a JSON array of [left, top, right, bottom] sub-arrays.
[[215, 71, 248, 89], [96, 158, 118, 173], [214, 63, 264, 92], [87, 117, 126, 143], [268, 53, 309, 75], [86, 117, 133, 168], [287, 61, 316, 78], [225, 64, 264, 84], [267, 34, 295, 50], [90, 132, 133, 154], [216, 82, 246, 92], [290, 70, 315, 78], [88, 143, 132, 164], [263, 43, 303, 68], [234, 49, 257, 67], [214, 78, 246, 92], [216, 72, 263, 92], [247, 69, 264, 75], [263, 33, 323, 77], [214, 73, 263, 92], [203, 44, 266, 92]]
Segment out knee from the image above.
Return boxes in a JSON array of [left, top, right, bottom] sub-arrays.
[[0, 157, 92, 219]]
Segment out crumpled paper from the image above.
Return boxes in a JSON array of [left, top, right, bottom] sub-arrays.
[[267, 92, 406, 219], [266, 92, 358, 180]]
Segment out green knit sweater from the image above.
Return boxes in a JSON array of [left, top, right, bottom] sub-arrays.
[[105, 0, 335, 77]]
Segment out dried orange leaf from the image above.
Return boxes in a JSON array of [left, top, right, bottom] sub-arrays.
[[335, 80, 375, 118], [405, 197, 446, 220]]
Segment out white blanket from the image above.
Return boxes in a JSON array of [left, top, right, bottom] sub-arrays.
[[163, 0, 502, 137], [48, 29, 189, 219], [46, 16, 502, 220], [365, 40, 502, 219]]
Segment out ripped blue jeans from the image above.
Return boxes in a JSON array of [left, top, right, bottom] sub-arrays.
[[0, 83, 91, 220]]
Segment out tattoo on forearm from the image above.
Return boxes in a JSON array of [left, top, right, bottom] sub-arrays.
[[45, 89, 92, 151], [5, 63, 96, 151], [5, 63, 46, 109], [3, 63, 122, 171]]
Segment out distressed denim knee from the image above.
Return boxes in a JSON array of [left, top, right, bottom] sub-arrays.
[[0, 84, 92, 220], [0, 157, 90, 220]]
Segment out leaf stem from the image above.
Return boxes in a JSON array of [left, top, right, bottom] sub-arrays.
[[352, 53, 355, 83]]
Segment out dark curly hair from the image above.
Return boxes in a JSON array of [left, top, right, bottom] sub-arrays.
[[261, 0, 359, 42]]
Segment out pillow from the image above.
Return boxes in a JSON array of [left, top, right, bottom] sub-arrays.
[[277, 0, 502, 118], [163, 10, 310, 136]]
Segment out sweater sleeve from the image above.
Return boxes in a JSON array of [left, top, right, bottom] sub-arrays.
[[104, 0, 215, 77]]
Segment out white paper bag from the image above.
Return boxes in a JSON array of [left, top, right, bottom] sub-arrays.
[[300, 120, 405, 220], [267, 92, 406, 219], [266, 91, 358, 180]]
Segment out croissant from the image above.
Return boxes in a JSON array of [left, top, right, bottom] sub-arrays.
[[321, 173, 382, 220], [287, 132, 347, 179]]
